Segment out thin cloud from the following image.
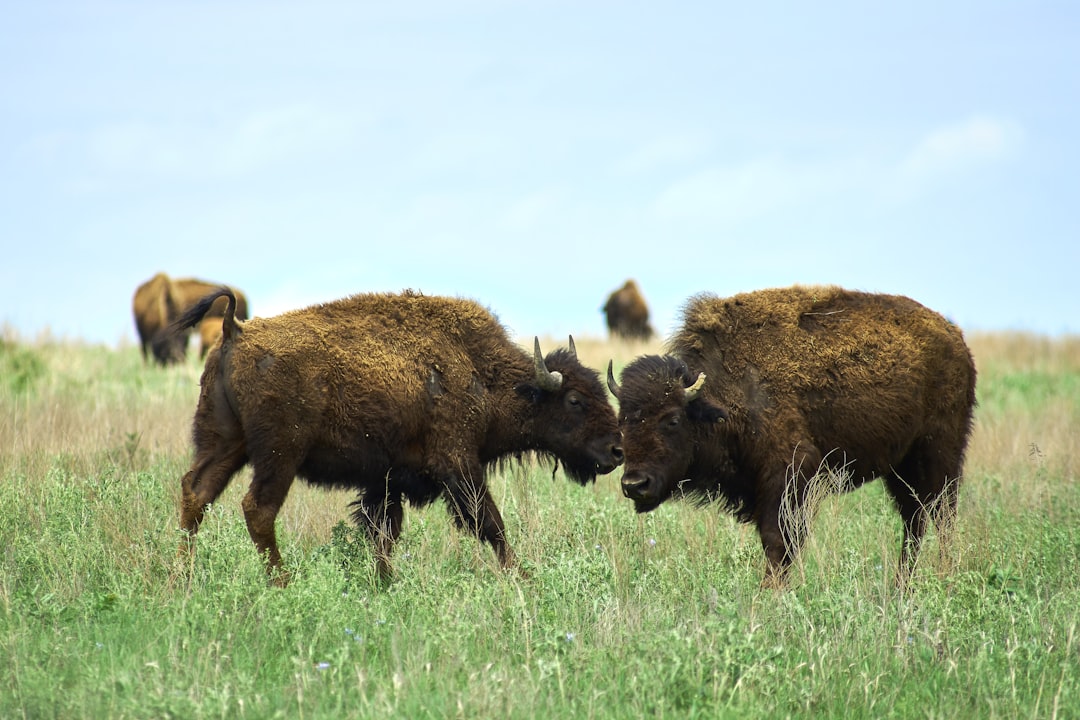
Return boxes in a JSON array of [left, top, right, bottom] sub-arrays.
[[901, 115, 1020, 178], [219, 105, 361, 174], [651, 155, 859, 225], [500, 190, 560, 232], [618, 133, 714, 175], [878, 115, 1022, 204], [76, 104, 363, 181]]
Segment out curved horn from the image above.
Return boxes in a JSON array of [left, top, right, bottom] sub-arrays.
[[533, 337, 563, 392], [606, 360, 621, 400], [683, 372, 706, 402], [568, 335, 577, 359]]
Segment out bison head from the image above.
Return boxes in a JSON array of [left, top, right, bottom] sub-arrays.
[[516, 337, 623, 484], [607, 355, 727, 511]]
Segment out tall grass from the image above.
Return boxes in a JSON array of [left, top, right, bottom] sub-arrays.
[[1, 331, 1077, 718]]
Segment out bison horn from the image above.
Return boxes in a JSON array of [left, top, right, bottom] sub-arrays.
[[683, 372, 706, 401], [568, 335, 577, 359], [533, 337, 563, 392], [606, 360, 621, 400]]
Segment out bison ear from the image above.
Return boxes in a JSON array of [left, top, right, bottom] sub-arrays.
[[687, 397, 728, 424]]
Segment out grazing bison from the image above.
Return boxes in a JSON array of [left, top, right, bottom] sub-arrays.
[[606, 286, 976, 587], [171, 278, 250, 357], [132, 273, 250, 364], [603, 279, 654, 340], [173, 288, 623, 585], [133, 272, 188, 365]]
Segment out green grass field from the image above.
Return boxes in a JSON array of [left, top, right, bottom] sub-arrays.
[[1, 331, 1078, 719]]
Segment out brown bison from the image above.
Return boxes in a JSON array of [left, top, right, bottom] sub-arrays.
[[132, 273, 249, 365], [603, 279, 654, 340], [173, 288, 623, 585], [133, 272, 188, 365], [606, 286, 976, 587]]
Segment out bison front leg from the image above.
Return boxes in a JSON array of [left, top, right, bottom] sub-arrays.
[[756, 451, 818, 589], [756, 497, 801, 590], [352, 490, 404, 584], [444, 474, 516, 572]]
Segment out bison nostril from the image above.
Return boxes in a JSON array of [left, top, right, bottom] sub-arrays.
[[611, 446, 625, 465], [621, 474, 649, 497]]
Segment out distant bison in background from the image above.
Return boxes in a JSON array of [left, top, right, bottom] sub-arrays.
[[603, 279, 654, 340], [606, 286, 976, 587], [172, 288, 623, 586], [132, 273, 248, 365], [133, 273, 187, 365]]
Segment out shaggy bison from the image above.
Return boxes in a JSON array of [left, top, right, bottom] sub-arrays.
[[173, 288, 623, 585], [603, 279, 654, 341], [606, 286, 976, 587], [133, 273, 249, 365]]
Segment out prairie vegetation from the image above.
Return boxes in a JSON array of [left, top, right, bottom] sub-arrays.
[[1, 330, 1077, 718]]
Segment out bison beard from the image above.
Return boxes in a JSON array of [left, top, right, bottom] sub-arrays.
[[607, 286, 976, 588], [173, 288, 622, 586]]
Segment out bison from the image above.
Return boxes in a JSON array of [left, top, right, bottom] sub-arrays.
[[133, 273, 250, 365], [133, 272, 188, 365], [606, 286, 976, 587], [173, 288, 623, 585], [603, 279, 654, 341]]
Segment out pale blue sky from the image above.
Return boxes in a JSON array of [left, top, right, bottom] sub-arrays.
[[2, 1, 1077, 345]]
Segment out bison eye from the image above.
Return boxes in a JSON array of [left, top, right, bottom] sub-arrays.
[[662, 413, 681, 430], [565, 391, 584, 410]]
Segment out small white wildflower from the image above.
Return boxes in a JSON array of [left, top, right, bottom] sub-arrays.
[[316, 662, 331, 671], [565, 632, 575, 643], [647, 538, 656, 547]]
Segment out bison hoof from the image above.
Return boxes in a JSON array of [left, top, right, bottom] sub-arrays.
[[268, 568, 292, 588]]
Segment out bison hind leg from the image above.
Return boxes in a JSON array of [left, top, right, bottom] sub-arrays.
[[885, 439, 964, 586], [241, 463, 297, 587], [351, 488, 404, 585], [179, 441, 247, 552]]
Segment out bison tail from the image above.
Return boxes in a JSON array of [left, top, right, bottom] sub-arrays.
[[169, 287, 243, 342]]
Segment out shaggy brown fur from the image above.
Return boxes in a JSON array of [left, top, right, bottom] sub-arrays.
[[602, 279, 654, 340], [132, 272, 188, 365], [607, 285, 976, 587], [173, 288, 623, 585]]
